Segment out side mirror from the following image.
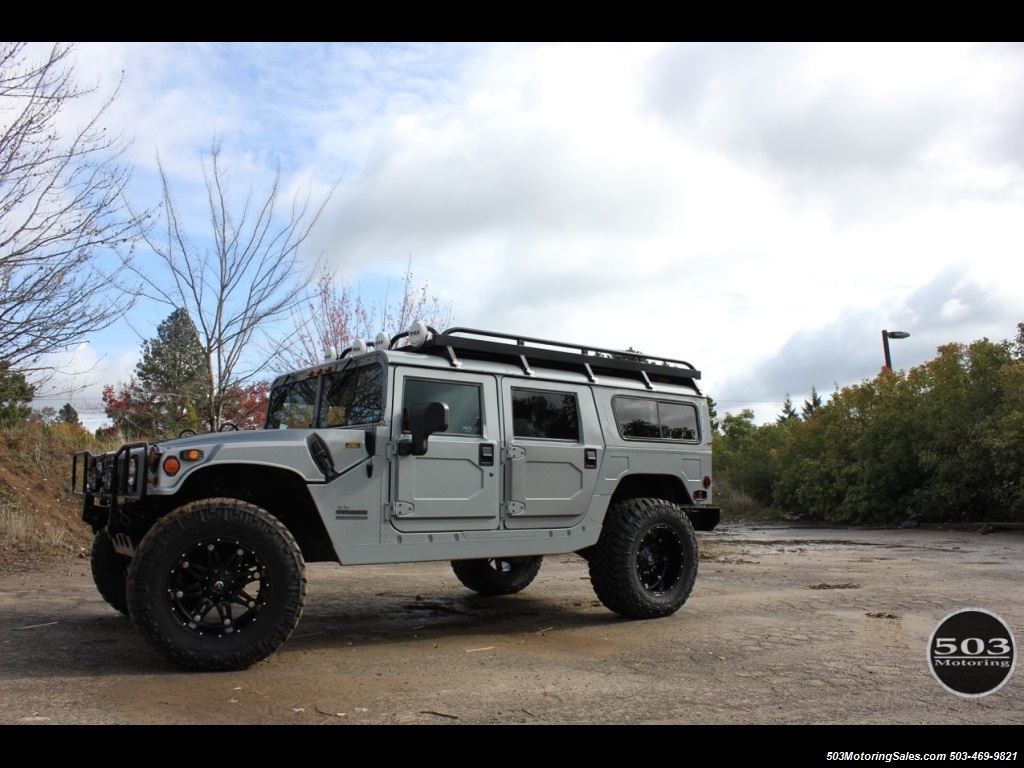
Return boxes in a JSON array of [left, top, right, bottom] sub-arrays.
[[407, 401, 449, 456]]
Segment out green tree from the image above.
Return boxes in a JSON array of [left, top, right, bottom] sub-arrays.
[[0, 361, 34, 426], [801, 386, 823, 419], [773, 385, 861, 520], [36, 406, 57, 425], [714, 409, 783, 507], [103, 309, 209, 438], [778, 394, 800, 423], [103, 309, 272, 438], [56, 402, 81, 427], [136, 308, 208, 419], [906, 337, 1016, 523], [707, 396, 718, 432], [720, 323, 1024, 526]]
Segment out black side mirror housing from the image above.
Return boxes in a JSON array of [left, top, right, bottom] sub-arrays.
[[407, 401, 449, 456]]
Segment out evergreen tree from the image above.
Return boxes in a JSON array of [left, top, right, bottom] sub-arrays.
[[135, 308, 209, 411], [56, 402, 81, 427], [801, 387, 823, 419], [104, 309, 209, 438], [103, 309, 270, 438], [707, 396, 718, 432], [0, 362, 34, 426], [778, 394, 800, 423]]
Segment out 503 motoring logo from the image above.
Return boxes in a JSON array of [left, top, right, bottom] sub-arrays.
[[928, 608, 1017, 698]]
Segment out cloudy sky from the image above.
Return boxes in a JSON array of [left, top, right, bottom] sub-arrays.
[[29, 42, 1024, 429]]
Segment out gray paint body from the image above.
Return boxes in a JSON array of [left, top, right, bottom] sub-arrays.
[[75, 341, 715, 565]]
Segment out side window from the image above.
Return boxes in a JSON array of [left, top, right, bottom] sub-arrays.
[[511, 388, 579, 440], [613, 397, 660, 438], [265, 379, 319, 429], [403, 379, 482, 436], [613, 396, 698, 442], [659, 401, 698, 440], [323, 364, 384, 427]]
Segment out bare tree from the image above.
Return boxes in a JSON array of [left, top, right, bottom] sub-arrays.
[[278, 257, 453, 371], [0, 42, 136, 379], [127, 139, 332, 430]]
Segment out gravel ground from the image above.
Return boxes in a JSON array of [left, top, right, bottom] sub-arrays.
[[1, 523, 1021, 733]]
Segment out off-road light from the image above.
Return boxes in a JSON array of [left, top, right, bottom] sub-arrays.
[[126, 457, 138, 491], [407, 320, 428, 348]]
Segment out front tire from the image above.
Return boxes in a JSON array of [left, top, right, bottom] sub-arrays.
[[451, 556, 543, 596], [127, 498, 306, 671], [589, 498, 698, 619], [91, 531, 130, 616]]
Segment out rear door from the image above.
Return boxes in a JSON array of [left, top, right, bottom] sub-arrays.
[[501, 382, 603, 529]]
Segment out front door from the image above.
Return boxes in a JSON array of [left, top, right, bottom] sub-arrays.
[[391, 371, 501, 533]]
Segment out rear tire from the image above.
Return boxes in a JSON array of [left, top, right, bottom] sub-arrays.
[[451, 556, 543, 596], [589, 498, 698, 619], [127, 498, 306, 671]]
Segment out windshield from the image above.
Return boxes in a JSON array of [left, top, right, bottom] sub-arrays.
[[265, 362, 384, 430]]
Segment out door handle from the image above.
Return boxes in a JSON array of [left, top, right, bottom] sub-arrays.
[[480, 443, 495, 467]]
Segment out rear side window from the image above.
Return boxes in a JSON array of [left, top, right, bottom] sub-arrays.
[[613, 396, 699, 442], [511, 388, 580, 440]]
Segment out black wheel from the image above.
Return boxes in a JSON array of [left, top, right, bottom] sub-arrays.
[[588, 498, 698, 619], [451, 556, 543, 596], [91, 531, 131, 616], [127, 498, 306, 671]]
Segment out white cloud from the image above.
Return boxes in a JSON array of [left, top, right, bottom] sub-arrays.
[[20, 42, 1024, 428]]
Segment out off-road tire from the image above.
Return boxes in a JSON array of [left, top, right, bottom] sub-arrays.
[[451, 556, 543, 596], [126, 498, 306, 672], [589, 498, 698, 619], [91, 531, 130, 616]]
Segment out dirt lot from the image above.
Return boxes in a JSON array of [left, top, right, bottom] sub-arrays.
[[1, 523, 1021, 727]]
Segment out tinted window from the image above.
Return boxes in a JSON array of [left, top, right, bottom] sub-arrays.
[[659, 401, 698, 440], [613, 396, 698, 442], [512, 388, 579, 440], [403, 379, 481, 436], [323, 364, 384, 427], [265, 379, 319, 429]]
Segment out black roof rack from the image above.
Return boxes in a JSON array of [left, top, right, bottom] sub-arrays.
[[414, 326, 702, 392]]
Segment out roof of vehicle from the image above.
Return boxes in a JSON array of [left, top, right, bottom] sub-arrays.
[[273, 324, 704, 395]]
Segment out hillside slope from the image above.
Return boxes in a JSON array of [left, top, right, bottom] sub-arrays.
[[0, 425, 100, 574]]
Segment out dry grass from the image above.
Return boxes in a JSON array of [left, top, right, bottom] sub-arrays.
[[0, 499, 71, 549], [0, 423, 118, 571], [714, 479, 767, 520]]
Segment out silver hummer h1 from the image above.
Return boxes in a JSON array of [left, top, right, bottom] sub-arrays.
[[72, 322, 719, 670]]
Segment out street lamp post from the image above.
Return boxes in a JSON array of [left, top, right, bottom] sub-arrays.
[[882, 330, 910, 371]]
